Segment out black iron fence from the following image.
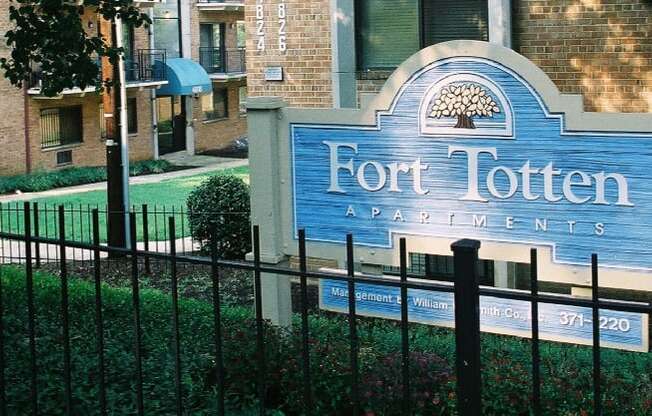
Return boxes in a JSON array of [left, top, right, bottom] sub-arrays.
[[0, 202, 231, 266], [198, 47, 246, 74], [0, 202, 651, 415]]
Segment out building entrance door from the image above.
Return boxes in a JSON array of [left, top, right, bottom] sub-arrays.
[[157, 96, 186, 155]]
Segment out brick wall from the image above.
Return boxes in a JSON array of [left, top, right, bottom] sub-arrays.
[[189, 5, 248, 152], [244, 0, 332, 108], [193, 80, 248, 152], [514, 0, 652, 113], [26, 89, 153, 172], [0, 0, 28, 175], [245, 0, 652, 112], [25, 20, 155, 172], [354, 1, 652, 114], [0, 6, 156, 175], [191, 7, 244, 62]]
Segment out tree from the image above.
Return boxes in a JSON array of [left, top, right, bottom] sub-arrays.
[[1, 0, 151, 97], [429, 83, 500, 129]]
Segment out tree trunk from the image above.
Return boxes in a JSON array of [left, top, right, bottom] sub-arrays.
[[455, 114, 476, 129]]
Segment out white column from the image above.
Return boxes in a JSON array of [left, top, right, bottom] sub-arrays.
[[488, 0, 512, 48], [148, 8, 159, 160], [115, 15, 132, 248], [184, 98, 195, 155], [247, 96, 292, 327], [330, 0, 357, 108], [494, 261, 516, 288], [180, 0, 195, 155]]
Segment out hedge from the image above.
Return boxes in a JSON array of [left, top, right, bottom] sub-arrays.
[[0, 267, 650, 415], [0, 160, 175, 195]]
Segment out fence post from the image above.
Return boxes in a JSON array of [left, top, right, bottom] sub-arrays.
[[32, 203, 40, 268], [246, 96, 291, 327], [106, 141, 126, 256], [141, 205, 150, 275], [451, 238, 482, 415]]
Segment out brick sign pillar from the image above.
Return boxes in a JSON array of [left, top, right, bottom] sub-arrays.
[[247, 96, 292, 327]]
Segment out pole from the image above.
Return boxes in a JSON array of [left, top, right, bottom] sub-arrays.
[[451, 238, 482, 415], [101, 11, 130, 251], [115, 14, 131, 249], [148, 8, 159, 160]]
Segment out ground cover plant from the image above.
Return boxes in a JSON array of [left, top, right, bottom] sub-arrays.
[[1, 267, 651, 415], [0, 166, 250, 243], [0, 160, 176, 195]]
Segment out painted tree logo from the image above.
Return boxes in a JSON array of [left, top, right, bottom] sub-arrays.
[[429, 83, 500, 129]]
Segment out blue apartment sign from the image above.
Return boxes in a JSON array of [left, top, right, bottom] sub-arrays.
[[282, 42, 652, 350], [291, 50, 652, 271], [319, 278, 648, 352]]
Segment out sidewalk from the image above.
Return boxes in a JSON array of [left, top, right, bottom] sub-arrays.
[[0, 156, 248, 203], [0, 236, 198, 264]]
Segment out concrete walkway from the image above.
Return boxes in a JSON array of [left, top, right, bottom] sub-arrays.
[[0, 236, 199, 264], [161, 150, 244, 167], [0, 155, 248, 203]]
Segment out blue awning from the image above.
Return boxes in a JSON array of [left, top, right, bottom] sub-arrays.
[[156, 58, 212, 96]]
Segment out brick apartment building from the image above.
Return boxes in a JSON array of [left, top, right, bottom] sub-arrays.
[[0, 0, 248, 175], [244, 0, 651, 113], [243, 0, 651, 286]]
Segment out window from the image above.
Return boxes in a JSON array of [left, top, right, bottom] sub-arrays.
[[123, 24, 137, 81], [56, 150, 73, 166], [383, 253, 494, 285], [153, 2, 180, 58], [236, 20, 246, 49], [355, 0, 488, 71], [100, 100, 137, 136], [127, 97, 138, 134], [202, 86, 229, 121], [99, 104, 107, 139], [122, 24, 134, 61], [199, 24, 225, 73], [200, 23, 223, 49], [238, 86, 247, 115], [40, 106, 83, 148]]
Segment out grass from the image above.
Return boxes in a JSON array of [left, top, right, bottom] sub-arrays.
[[0, 165, 249, 243]]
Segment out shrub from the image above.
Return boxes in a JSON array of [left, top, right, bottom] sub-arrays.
[[187, 175, 251, 259], [0, 160, 174, 195], [130, 159, 171, 176]]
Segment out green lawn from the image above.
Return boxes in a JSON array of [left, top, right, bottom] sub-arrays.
[[0, 165, 249, 243]]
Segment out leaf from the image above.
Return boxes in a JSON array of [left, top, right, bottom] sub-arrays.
[[1, 0, 152, 96]]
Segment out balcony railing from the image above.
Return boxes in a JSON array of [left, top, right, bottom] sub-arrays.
[[28, 59, 102, 93], [196, 0, 244, 9], [125, 49, 167, 83], [29, 49, 167, 93], [198, 47, 246, 75]]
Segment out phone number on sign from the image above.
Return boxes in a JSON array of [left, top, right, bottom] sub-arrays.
[[559, 312, 631, 332]]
